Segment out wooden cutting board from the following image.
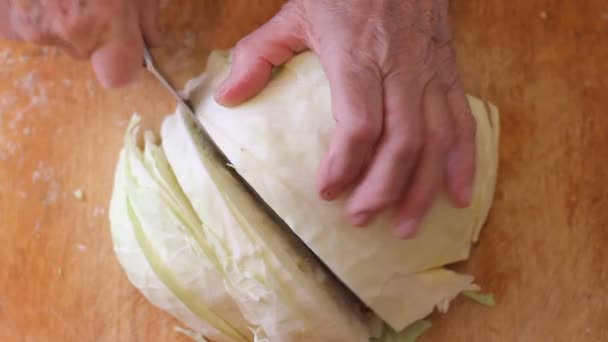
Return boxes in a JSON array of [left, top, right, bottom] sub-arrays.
[[1, 1, 606, 341]]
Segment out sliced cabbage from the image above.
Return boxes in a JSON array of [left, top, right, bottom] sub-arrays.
[[183, 50, 500, 331], [111, 114, 370, 341], [109, 117, 252, 342], [160, 107, 370, 341]]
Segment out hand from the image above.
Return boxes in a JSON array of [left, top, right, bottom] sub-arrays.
[[0, 0, 162, 87], [215, 0, 476, 238]]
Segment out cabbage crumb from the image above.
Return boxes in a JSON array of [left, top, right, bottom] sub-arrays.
[[372, 320, 432, 342], [462, 291, 496, 307], [73, 189, 85, 200]]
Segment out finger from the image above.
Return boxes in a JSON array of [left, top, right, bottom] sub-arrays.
[[0, 1, 19, 40], [445, 81, 476, 207], [138, 0, 163, 47], [53, 12, 103, 59], [393, 82, 454, 238], [214, 7, 306, 106], [316, 54, 383, 203], [91, 6, 144, 88], [344, 74, 422, 226], [92, 37, 143, 88], [4, 1, 51, 43]]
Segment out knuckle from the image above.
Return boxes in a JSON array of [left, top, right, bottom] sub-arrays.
[[234, 36, 256, 55], [391, 131, 423, 158], [427, 126, 454, 152], [344, 117, 381, 144], [459, 112, 477, 136], [57, 19, 83, 40], [435, 43, 457, 68], [344, 49, 378, 69], [368, 195, 397, 212], [405, 183, 440, 213], [329, 46, 381, 77], [14, 23, 47, 43], [334, 54, 382, 87], [356, 190, 399, 213], [412, 189, 436, 212], [451, 109, 476, 142]]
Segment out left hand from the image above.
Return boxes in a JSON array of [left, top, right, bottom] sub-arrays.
[[215, 0, 476, 238], [0, 0, 162, 87]]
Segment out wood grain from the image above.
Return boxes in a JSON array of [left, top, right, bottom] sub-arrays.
[[0, 1, 606, 341]]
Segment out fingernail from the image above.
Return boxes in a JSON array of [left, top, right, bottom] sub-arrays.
[[319, 157, 339, 200], [350, 211, 371, 227], [394, 218, 419, 239], [321, 184, 343, 200]]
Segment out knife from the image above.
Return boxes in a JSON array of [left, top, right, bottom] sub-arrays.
[[141, 44, 236, 170], [141, 44, 368, 313]]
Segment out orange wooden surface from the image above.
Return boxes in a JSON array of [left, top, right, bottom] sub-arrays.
[[1, 1, 607, 341]]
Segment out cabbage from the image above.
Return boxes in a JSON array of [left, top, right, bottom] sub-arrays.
[[109, 117, 253, 342], [110, 113, 370, 341], [184, 51, 500, 331], [109, 50, 499, 341], [160, 107, 370, 341]]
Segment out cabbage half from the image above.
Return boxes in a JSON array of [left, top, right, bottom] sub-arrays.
[[184, 51, 500, 331], [109, 50, 500, 341]]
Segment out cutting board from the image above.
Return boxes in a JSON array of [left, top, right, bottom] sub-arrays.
[[1, 1, 607, 341]]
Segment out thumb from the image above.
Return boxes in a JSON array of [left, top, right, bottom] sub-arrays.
[[215, 7, 307, 106], [91, 9, 144, 89], [91, 36, 143, 88]]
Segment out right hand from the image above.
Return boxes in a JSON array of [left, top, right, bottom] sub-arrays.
[[0, 0, 162, 88], [215, 0, 476, 238]]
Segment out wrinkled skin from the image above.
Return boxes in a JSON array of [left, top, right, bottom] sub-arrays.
[[0, 0, 475, 238], [0, 0, 162, 87]]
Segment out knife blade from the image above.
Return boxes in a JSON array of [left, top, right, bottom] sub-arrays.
[[141, 44, 236, 171]]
